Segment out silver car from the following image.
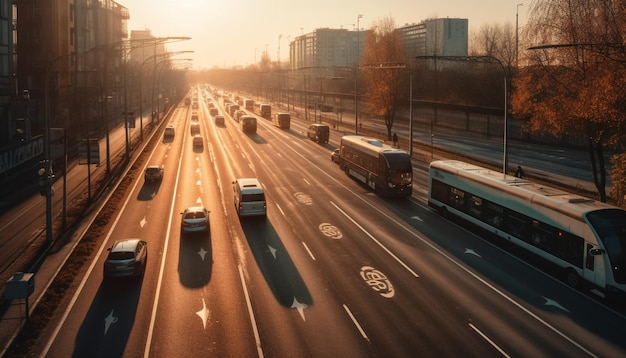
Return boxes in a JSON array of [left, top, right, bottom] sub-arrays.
[[103, 239, 147, 279]]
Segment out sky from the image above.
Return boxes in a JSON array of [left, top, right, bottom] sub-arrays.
[[124, 0, 529, 69]]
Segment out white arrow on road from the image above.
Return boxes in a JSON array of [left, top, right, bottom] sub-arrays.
[[104, 309, 118, 335]]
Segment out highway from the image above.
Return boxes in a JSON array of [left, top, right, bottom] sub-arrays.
[[2, 86, 625, 357]]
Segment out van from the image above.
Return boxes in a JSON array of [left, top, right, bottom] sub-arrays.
[[241, 115, 257, 134], [273, 112, 290, 129], [259, 104, 271, 119], [233, 178, 266, 218], [307, 124, 329, 143]]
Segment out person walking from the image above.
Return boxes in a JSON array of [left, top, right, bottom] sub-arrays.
[[392, 133, 398, 147], [515, 165, 525, 178]]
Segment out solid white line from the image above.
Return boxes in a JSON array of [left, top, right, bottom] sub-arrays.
[[302, 242, 316, 261], [343, 304, 369, 342], [276, 202, 286, 217], [40, 135, 164, 357], [468, 322, 511, 358], [238, 265, 264, 358], [330, 201, 419, 278], [143, 120, 188, 357]]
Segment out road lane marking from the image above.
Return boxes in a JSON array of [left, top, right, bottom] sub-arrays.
[[331, 201, 419, 278], [238, 265, 264, 358], [343, 304, 369, 342], [468, 322, 510, 358]]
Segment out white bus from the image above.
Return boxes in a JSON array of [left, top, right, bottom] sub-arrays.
[[339, 135, 412, 197], [428, 160, 626, 298]]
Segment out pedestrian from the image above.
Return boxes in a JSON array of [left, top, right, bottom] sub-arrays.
[[515, 165, 525, 178], [392, 133, 398, 147]]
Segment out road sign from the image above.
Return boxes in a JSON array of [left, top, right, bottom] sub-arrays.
[[78, 138, 100, 165]]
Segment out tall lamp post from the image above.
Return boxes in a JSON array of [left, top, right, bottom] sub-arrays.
[[516, 3, 523, 67], [42, 54, 72, 242], [139, 51, 193, 139], [355, 14, 363, 134], [416, 55, 509, 176]]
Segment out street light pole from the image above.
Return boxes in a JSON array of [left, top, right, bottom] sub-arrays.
[[516, 3, 523, 67], [416, 55, 508, 176], [355, 14, 363, 134], [43, 54, 71, 242]]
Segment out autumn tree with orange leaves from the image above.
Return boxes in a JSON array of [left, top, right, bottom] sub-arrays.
[[511, 0, 626, 203], [360, 17, 407, 141]]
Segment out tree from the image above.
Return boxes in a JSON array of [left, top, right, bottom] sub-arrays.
[[470, 22, 516, 69], [360, 17, 407, 141], [511, 0, 626, 202]]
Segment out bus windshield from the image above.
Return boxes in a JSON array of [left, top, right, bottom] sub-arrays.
[[384, 152, 412, 184], [586, 208, 626, 283]]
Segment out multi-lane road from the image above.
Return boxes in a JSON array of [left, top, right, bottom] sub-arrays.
[[3, 86, 626, 357]]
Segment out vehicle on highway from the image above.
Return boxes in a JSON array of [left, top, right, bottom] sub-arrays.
[[214, 115, 225, 125], [180, 206, 210, 232], [273, 112, 290, 129], [244, 98, 254, 110], [338, 135, 412, 197], [428, 160, 626, 298], [190, 123, 200, 135], [144, 165, 163, 182], [233, 178, 266, 218], [241, 115, 257, 134], [228, 104, 240, 117], [192, 135, 203, 148], [259, 103, 271, 119], [164, 126, 175, 138], [331, 149, 339, 163], [103, 239, 147, 279], [234, 110, 246, 122], [209, 108, 218, 116], [191, 112, 199, 121], [307, 123, 329, 143]]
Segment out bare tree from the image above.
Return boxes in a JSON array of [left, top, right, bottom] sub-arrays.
[[470, 22, 516, 69], [361, 17, 407, 141]]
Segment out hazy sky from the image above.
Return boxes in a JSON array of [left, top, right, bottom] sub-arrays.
[[124, 0, 528, 69]]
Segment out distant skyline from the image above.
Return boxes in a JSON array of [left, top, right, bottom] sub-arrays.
[[124, 0, 528, 69]]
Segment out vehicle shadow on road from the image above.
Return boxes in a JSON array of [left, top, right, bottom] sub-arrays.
[[178, 231, 213, 288], [73, 278, 143, 357], [137, 181, 161, 201], [240, 217, 312, 307]]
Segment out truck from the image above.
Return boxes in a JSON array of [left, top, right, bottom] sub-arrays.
[[244, 99, 254, 110], [259, 104, 271, 119]]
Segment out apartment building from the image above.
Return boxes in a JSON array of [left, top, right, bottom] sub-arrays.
[[289, 18, 468, 70]]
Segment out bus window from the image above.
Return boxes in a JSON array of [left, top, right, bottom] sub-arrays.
[[450, 187, 465, 211], [505, 210, 530, 240], [484, 201, 504, 228], [468, 195, 483, 219]]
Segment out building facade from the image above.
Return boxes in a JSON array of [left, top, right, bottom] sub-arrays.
[[397, 18, 468, 59], [14, 0, 129, 141], [289, 18, 468, 70], [290, 28, 364, 70]]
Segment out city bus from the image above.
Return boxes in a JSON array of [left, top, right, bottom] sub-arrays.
[[273, 112, 290, 129], [428, 160, 626, 298], [338, 135, 412, 197]]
